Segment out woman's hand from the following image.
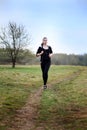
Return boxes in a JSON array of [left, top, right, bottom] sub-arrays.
[[49, 53, 53, 58], [36, 51, 44, 57], [40, 51, 44, 55]]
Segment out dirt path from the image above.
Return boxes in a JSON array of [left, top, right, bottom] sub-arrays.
[[8, 88, 43, 130], [8, 69, 83, 130]]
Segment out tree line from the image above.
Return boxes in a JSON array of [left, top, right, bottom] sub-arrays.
[[0, 48, 36, 65], [0, 22, 87, 67], [0, 48, 87, 66], [51, 53, 87, 66]]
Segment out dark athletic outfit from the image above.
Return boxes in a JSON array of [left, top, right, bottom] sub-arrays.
[[36, 46, 53, 86]]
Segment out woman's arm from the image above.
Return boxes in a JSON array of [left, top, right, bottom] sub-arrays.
[[49, 46, 53, 58], [36, 47, 44, 57], [36, 51, 44, 57]]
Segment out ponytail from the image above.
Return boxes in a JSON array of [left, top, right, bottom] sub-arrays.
[[41, 43, 43, 47]]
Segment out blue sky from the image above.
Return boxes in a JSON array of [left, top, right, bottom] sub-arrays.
[[0, 0, 87, 54]]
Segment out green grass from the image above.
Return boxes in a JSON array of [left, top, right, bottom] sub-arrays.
[[0, 65, 42, 129], [0, 65, 87, 130], [37, 66, 87, 130]]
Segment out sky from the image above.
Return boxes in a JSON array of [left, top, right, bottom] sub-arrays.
[[0, 0, 87, 54]]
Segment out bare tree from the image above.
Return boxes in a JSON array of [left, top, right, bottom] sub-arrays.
[[0, 22, 31, 68]]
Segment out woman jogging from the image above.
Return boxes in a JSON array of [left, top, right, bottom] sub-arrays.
[[36, 37, 53, 89]]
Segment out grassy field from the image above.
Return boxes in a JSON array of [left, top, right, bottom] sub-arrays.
[[0, 65, 87, 130]]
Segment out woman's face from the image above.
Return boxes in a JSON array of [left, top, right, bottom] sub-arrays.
[[43, 39, 47, 45]]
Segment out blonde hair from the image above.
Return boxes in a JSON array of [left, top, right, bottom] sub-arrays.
[[41, 37, 48, 46], [43, 37, 47, 41]]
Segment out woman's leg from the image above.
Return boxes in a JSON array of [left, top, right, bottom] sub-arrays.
[[41, 61, 51, 86], [41, 62, 45, 84], [44, 62, 51, 85]]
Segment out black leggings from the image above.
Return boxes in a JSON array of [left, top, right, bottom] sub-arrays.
[[41, 61, 51, 85]]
